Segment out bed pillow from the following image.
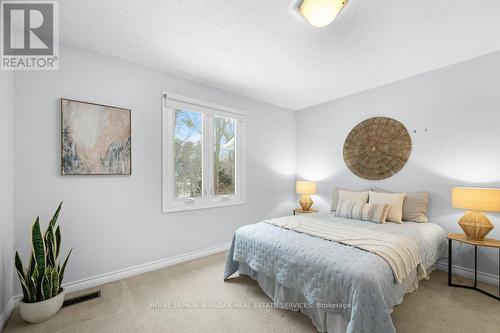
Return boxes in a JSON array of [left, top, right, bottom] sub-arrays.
[[368, 191, 405, 223], [372, 188, 429, 223], [402, 192, 429, 223], [331, 188, 369, 211], [336, 200, 391, 224]]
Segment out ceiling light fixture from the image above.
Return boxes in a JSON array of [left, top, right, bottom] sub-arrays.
[[298, 0, 348, 27]]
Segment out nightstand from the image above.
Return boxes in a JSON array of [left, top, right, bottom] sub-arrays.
[[293, 208, 318, 215], [447, 233, 500, 300]]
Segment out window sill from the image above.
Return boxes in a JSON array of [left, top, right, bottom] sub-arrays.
[[162, 200, 245, 214]]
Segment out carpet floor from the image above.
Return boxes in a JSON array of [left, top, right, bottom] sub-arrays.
[[4, 252, 499, 333]]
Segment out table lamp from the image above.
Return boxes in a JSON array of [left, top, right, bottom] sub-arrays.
[[452, 187, 500, 240], [296, 181, 317, 211]]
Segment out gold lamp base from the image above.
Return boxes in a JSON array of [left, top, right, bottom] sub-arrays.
[[299, 194, 313, 211], [458, 211, 494, 241]]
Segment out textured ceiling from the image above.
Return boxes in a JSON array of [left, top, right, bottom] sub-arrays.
[[59, 0, 500, 110]]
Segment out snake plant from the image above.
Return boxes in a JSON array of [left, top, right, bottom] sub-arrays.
[[15, 202, 72, 303]]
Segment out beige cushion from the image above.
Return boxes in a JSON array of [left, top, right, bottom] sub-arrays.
[[331, 187, 345, 211], [331, 188, 369, 211], [336, 200, 391, 224], [368, 191, 405, 223], [402, 192, 429, 223], [372, 188, 429, 223]]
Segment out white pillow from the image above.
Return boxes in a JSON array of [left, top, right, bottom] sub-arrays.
[[331, 187, 370, 211], [372, 188, 429, 223], [368, 191, 406, 223], [338, 189, 369, 205]]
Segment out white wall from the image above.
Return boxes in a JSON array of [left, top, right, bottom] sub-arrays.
[[12, 44, 296, 293], [296, 51, 500, 277], [0, 71, 14, 316], [11, 41, 499, 296]]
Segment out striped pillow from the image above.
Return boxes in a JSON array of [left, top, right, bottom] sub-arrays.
[[335, 200, 391, 224]]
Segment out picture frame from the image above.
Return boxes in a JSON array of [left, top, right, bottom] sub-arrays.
[[60, 98, 131, 175]]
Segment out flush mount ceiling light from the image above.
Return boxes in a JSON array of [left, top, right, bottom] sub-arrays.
[[298, 0, 348, 27]]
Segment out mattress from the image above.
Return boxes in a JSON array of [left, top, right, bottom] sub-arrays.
[[224, 212, 447, 333]]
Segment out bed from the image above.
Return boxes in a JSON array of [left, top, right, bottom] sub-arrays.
[[224, 212, 447, 333]]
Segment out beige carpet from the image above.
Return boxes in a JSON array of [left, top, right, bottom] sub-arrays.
[[4, 252, 499, 333]]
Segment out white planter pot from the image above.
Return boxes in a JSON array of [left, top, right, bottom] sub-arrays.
[[19, 289, 65, 323]]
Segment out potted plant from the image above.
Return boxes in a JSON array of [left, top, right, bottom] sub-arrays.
[[14, 202, 72, 323]]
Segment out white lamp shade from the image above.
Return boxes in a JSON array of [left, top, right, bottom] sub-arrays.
[[452, 187, 500, 212], [296, 181, 317, 195]]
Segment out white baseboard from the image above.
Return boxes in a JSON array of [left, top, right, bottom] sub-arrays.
[[436, 259, 499, 287], [1, 242, 231, 332], [60, 242, 231, 294], [0, 296, 17, 332]]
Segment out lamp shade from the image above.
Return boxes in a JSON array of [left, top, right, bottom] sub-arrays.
[[296, 181, 317, 195], [299, 0, 347, 28], [452, 187, 500, 212]]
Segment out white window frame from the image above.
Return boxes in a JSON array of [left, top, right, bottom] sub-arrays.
[[162, 92, 246, 213]]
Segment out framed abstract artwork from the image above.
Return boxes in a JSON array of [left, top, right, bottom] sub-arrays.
[[61, 98, 131, 175]]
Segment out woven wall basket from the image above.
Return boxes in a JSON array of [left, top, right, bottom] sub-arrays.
[[343, 117, 412, 180]]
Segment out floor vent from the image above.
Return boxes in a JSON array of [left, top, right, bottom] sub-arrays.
[[62, 291, 101, 307]]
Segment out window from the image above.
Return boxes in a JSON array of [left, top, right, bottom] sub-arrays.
[[213, 117, 236, 196], [162, 93, 245, 212], [174, 109, 202, 199]]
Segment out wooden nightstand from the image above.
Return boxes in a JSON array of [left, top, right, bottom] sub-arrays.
[[293, 208, 318, 215], [447, 233, 500, 301]]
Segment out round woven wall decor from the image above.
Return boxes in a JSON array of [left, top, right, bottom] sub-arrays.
[[343, 117, 412, 180]]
